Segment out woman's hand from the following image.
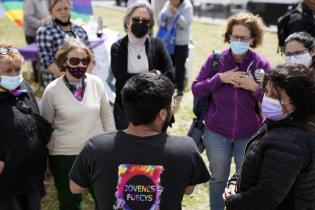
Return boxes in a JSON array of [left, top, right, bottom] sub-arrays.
[[219, 68, 246, 87], [44, 166, 52, 180], [168, 3, 177, 14], [223, 184, 236, 201], [238, 73, 259, 92], [0, 160, 5, 174]]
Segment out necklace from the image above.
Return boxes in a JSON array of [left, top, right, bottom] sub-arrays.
[[132, 46, 143, 60], [128, 41, 145, 61]]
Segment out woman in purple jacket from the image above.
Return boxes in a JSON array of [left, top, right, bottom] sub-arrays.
[[192, 12, 271, 210]]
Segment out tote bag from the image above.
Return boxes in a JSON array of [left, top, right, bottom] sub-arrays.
[[156, 14, 180, 55]]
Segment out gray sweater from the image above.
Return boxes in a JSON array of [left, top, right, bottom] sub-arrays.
[[23, 0, 49, 37], [159, 0, 193, 46]]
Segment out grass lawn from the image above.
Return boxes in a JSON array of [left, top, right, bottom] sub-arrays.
[[0, 5, 282, 210]]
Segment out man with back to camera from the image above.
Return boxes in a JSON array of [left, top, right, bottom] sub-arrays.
[[69, 72, 210, 209], [285, 0, 315, 39]]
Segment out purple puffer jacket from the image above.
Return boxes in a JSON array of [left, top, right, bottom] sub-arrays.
[[192, 49, 271, 140]]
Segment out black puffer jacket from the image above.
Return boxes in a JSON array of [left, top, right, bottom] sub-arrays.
[[0, 82, 48, 197], [225, 121, 315, 210]]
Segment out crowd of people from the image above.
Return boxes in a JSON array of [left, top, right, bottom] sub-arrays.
[[1, 0, 315, 210]]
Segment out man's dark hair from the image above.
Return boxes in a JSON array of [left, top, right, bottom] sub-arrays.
[[263, 64, 315, 124], [122, 72, 174, 125], [284, 32, 315, 52]]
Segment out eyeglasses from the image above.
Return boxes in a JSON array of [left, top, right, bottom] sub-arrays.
[[67, 57, 90, 66], [131, 17, 151, 26], [230, 35, 252, 42], [281, 49, 309, 58], [0, 47, 19, 55]]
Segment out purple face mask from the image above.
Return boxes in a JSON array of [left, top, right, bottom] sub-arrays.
[[262, 95, 289, 121]]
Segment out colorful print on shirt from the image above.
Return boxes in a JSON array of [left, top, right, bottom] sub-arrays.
[[114, 164, 164, 210]]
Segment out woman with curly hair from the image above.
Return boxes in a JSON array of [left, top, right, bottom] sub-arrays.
[[192, 12, 271, 210]]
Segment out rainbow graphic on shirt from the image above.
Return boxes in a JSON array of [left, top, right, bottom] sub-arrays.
[[114, 164, 164, 210]]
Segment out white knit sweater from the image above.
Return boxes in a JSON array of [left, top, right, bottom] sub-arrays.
[[40, 74, 116, 155]]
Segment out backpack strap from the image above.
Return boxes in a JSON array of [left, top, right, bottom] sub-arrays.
[[196, 50, 221, 123], [212, 50, 221, 75], [172, 14, 180, 29]]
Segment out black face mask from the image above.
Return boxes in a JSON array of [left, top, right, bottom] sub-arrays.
[[131, 22, 149, 38], [67, 66, 87, 79], [54, 17, 71, 27], [161, 109, 173, 134]]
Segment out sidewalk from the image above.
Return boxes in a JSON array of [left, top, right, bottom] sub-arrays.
[[92, 0, 277, 32]]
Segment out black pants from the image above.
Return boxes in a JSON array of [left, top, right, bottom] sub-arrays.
[[49, 155, 83, 210], [115, 0, 127, 6], [113, 100, 129, 130], [0, 188, 41, 210], [171, 45, 189, 92], [25, 35, 41, 83]]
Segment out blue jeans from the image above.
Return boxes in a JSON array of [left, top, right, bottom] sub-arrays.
[[203, 129, 250, 210]]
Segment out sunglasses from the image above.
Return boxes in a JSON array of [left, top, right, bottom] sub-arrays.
[[131, 17, 151, 26], [67, 57, 90, 66], [0, 47, 19, 55]]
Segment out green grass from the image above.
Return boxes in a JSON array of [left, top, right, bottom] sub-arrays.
[[0, 6, 282, 210]]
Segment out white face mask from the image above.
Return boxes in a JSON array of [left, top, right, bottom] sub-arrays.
[[285, 52, 312, 67], [0, 74, 23, 90]]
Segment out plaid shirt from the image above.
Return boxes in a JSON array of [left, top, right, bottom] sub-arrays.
[[36, 21, 90, 86]]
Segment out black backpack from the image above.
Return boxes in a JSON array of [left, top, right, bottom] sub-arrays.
[[277, 5, 301, 50], [193, 51, 221, 119], [187, 51, 221, 153]]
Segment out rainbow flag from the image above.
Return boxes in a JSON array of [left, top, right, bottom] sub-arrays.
[[0, 0, 93, 27], [0, 0, 23, 26], [72, 0, 93, 22]]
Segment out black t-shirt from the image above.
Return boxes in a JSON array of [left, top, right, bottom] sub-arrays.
[[69, 131, 210, 210]]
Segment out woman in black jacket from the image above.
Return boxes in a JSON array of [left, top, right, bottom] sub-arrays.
[[0, 43, 49, 210], [111, 0, 174, 129], [223, 64, 315, 210]]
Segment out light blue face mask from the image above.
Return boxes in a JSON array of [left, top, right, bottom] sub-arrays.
[[230, 41, 250, 55], [0, 74, 23, 90]]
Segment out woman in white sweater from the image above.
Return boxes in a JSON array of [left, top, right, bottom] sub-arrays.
[[40, 38, 115, 210]]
